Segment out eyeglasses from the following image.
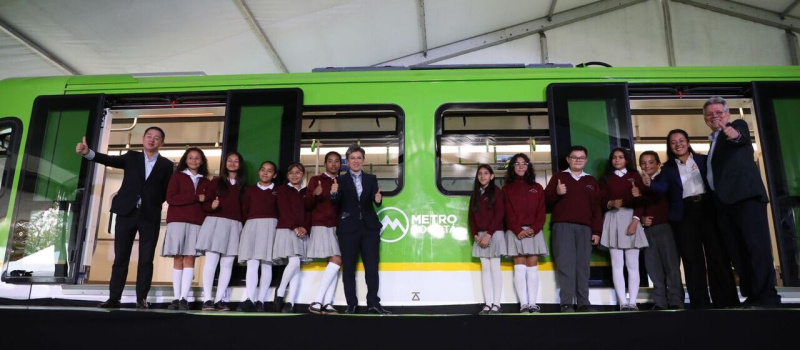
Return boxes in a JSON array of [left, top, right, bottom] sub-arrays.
[[569, 156, 587, 161], [704, 111, 727, 117], [348, 156, 364, 161], [514, 162, 529, 167], [287, 171, 304, 175]]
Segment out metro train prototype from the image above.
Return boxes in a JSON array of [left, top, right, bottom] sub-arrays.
[[0, 65, 798, 307]]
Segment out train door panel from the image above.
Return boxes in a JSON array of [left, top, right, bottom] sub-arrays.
[[752, 81, 800, 286], [222, 88, 303, 285], [546, 83, 634, 285], [2, 95, 104, 283]]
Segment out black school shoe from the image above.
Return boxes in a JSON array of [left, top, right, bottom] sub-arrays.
[[178, 299, 190, 310], [97, 299, 121, 309], [344, 305, 358, 314], [308, 302, 324, 315], [577, 305, 598, 312], [282, 302, 295, 313], [254, 301, 265, 312], [560, 305, 575, 313], [273, 296, 284, 312], [167, 299, 180, 310], [367, 304, 392, 315], [214, 301, 230, 311], [237, 299, 256, 312], [201, 300, 215, 311]]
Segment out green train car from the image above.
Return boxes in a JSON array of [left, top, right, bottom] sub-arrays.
[[0, 65, 798, 306]]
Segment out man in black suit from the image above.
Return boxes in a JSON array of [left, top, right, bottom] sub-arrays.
[[330, 144, 390, 314], [76, 126, 174, 309], [704, 96, 781, 307]]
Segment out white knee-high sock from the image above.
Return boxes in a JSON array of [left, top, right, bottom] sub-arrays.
[[202, 252, 220, 301], [610, 248, 627, 305], [625, 249, 641, 305], [215, 256, 235, 302], [315, 263, 340, 303], [277, 257, 300, 298], [490, 258, 502, 306], [513, 264, 528, 305], [480, 258, 493, 305], [285, 268, 301, 304], [245, 260, 260, 301], [180, 268, 194, 299], [257, 262, 272, 302], [172, 268, 182, 299], [323, 273, 338, 305], [526, 265, 540, 305]]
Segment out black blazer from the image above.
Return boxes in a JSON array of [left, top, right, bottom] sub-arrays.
[[650, 153, 711, 222], [709, 119, 768, 204], [334, 171, 382, 234], [93, 150, 174, 222]]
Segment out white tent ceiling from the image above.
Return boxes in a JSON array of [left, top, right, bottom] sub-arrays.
[[0, 0, 798, 80]]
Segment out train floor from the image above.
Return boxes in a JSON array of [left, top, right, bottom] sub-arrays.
[[2, 301, 798, 348]]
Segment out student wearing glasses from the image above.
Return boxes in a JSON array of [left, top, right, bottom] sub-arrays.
[[544, 146, 603, 313]]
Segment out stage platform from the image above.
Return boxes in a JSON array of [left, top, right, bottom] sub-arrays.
[[3, 301, 798, 349]]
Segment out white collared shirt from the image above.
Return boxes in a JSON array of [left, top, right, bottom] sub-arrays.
[[675, 154, 705, 198], [614, 168, 628, 178], [288, 183, 304, 192], [562, 168, 590, 181], [256, 182, 275, 190], [182, 169, 204, 189]]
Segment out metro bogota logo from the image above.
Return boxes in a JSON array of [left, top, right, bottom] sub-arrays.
[[377, 207, 409, 243]]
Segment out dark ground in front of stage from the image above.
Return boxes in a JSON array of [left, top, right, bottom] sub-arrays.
[[2, 299, 798, 349]]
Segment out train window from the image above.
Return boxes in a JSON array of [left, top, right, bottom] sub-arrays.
[[0, 117, 22, 221], [436, 103, 551, 195], [301, 105, 404, 196]]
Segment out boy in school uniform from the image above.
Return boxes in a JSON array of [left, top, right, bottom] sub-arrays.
[[544, 145, 603, 312]]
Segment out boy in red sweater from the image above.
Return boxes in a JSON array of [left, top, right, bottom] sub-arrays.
[[544, 145, 602, 312]]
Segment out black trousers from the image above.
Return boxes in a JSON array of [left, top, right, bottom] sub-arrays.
[[338, 226, 381, 307], [715, 197, 781, 306], [670, 197, 739, 309], [109, 209, 161, 301]]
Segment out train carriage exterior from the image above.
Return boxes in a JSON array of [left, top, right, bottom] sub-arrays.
[[0, 65, 798, 308]]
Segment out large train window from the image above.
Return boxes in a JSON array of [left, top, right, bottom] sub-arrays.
[[0, 117, 22, 221], [301, 105, 404, 196], [436, 103, 550, 195]]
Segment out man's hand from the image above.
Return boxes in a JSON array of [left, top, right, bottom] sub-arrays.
[[76, 136, 89, 155]]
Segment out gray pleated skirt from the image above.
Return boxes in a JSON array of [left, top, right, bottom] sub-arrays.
[[600, 208, 649, 250], [161, 222, 202, 257], [505, 228, 549, 256], [238, 218, 278, 262], [471, 230, 507, 258], [272, 228, 308, 264], [195, 216, 242, 256], [306, 226, 341, 259]]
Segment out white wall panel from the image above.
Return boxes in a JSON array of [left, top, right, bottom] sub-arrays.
[[671, 1, 791, 66], [0, 30, 66, 80], [437, 34, 542, 64], [547, 0, 669, 67]]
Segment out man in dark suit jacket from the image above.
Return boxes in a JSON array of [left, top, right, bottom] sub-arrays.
[[330, 144, 390, 314], [76, 126, 174, 309], [704, 97, 781, 307]]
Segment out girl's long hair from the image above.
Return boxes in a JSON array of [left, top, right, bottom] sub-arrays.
[[504, 153, 536, 185], [176, 147, 209, 176], [665, 129, 696, 163], [217, 152, 245, 196], [470, 164, 497, 213], [601, 147, 638, 185]]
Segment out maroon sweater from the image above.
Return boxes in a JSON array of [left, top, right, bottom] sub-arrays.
[[468, 186, 505, 235], [304, 174, 340, 227], [166, 172, 209, 225], [202, 177, 243, 222], [600, 171, 645, 219], [503, 177, 546, 235], [243, 185, 278, 220], [545, 171, 603, 236], [277, 185, 310, 231], [642, 174, 670, 227]]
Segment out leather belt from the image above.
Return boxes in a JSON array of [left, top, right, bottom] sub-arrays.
[[683, 194, 705, 203]]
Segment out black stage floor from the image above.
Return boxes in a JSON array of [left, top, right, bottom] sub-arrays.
[[3, 300, 798, 349]]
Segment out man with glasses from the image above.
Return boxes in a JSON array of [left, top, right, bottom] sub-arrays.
[[704, 96, 781, 307], [330, 144, 390, 314]]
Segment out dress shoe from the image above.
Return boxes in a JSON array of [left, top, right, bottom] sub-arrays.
[[167, 299, 180, 310], [560, 305, 575, 313], [344, 305, 358, 314], [651, 305, 666, 311], [273, 296, 285, 312], [577, 305, 598, 312], [97, 299, 121, 309], [367, 304, 392, 315], [136, 299, 150, 309]]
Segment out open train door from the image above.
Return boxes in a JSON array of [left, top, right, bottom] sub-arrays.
[[546, 82, 635, 286], [222, 88, 303, 286], [752, 82, 800, 286], [2, 95, 105, 284]]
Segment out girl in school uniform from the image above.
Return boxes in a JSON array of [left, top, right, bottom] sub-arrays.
[[273, 162, 310, 313], [469, 164, 507, 315], [162, 147, 210, 310], [236, 161, 279, 312], [196, 152, 245, 311], [599, 147, 648, 311], [306, 152, 343, 315], [503, 153, 548, 313]]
